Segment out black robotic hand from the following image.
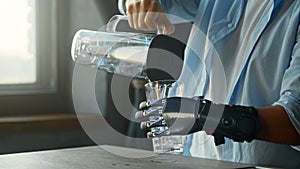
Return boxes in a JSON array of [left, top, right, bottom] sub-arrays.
[[135, 96, 260, 145]]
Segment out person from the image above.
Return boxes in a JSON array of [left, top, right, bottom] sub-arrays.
[[118, 0, 300, 168]]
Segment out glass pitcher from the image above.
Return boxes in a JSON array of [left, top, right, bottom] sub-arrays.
[[71, 15, 155, 79]]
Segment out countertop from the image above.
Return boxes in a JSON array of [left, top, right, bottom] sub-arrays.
[[0, 145, 260, 169]]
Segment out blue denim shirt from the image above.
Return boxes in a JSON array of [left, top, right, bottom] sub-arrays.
[[157, 0, 300, 168]]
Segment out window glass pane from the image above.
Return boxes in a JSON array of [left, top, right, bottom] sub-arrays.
[[0, 0, 36, 85]]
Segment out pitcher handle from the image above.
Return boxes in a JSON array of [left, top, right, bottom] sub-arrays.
[[106, 15, 128, 33]]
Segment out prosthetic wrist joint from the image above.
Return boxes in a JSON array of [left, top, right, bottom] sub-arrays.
[[194, 98, 260, 145]]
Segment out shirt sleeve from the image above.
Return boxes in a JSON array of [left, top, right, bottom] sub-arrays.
[[118, 0, 201, 22], [157, 0, 201, 22], [273, 24, 300, 136]]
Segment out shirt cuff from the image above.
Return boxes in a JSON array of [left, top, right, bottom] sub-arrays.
[[273, 91, 300, 135]]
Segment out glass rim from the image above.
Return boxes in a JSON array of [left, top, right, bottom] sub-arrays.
[[144, 79, 176, 88]]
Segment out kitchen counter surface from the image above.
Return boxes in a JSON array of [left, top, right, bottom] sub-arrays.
[[0, 145, 260, 169]]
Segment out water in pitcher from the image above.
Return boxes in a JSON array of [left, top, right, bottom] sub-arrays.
[[99, 46, 149, 78], [71, 29, 154, 79]]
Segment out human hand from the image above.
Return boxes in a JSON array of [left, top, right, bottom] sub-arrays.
[[126, 0, 175, 34], [135, 97, 204, 137]]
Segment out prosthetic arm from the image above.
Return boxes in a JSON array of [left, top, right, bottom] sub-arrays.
[[136, 97, 260, 145]]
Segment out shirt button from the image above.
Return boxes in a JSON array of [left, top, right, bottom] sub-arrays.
[[227, 23, 233, 28]]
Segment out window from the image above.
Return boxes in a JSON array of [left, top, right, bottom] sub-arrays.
[[0, 0, 63, 115], [0, 0, 57, 95]]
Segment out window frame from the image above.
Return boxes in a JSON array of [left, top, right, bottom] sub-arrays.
[[0, 0, 58, 95], [0, 0, 68, 116]]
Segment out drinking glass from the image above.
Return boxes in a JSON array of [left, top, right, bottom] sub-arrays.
[[144, 80, 187, 155]]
